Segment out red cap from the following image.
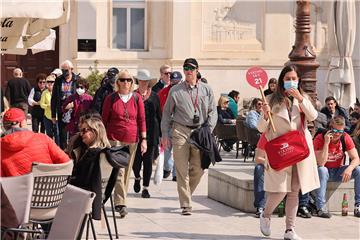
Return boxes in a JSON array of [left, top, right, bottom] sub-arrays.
[[3, 108, 26, 123]]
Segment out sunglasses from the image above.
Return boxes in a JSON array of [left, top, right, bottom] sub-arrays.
[[257, 103, 263, 106], [331, 128, 344, 134], [76, 86, 85, 89], [163, 72, 171, 75], [118, 78, 132, 83], [183, 66, 196, 71], [80, 127, 93, 135], [47, 81, 55, 84], [39, 81, 46, 84], [224, 101, 229, 104]]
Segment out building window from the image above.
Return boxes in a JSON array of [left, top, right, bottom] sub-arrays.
[[112, 0, 146, 50]]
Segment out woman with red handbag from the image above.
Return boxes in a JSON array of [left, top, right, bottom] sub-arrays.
[[257, 65, 319, 240]]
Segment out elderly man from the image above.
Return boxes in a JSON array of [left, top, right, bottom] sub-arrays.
[[152, 64, 172, 93], [314, 115, 360, 218], [1, 108, 69, 177], [5, 68, 32, 115], [51, 60, 79, 149], [161, 58, 217, 215]]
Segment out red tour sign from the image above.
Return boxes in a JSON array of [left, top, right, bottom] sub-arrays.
[[246, 66, 268, 89]]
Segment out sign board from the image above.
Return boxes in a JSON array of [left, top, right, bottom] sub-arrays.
[[246, 66, 268, 89], [78, 39, 96, 52]]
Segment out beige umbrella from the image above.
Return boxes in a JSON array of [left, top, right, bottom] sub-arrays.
[[326, 0, 357, 108], [0, 0, 69, 53]]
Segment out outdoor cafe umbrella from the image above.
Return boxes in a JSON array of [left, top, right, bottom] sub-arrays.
[[0, 0, 69, 54], [326, 0, 357, 108]]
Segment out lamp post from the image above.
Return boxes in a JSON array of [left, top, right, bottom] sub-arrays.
[[287, 0, 319, 102]]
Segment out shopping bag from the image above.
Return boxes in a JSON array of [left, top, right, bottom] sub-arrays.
[[154, 147, 164, 185]]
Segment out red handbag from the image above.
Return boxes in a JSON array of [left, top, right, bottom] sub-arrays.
[[264, 114, 309, 171]]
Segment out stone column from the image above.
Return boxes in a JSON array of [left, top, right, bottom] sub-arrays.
[[286, 0, 319, 102]]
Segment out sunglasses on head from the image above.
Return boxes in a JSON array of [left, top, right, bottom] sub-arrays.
[[80, 127, 93, 135], [183, 66, 196, 71], [118, 78, 132, 83], [331, 128, 344, 134]]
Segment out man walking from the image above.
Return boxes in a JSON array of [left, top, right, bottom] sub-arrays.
[[161, 58, 217, 215], [5, 68, 32, 115], [152, 64, 172, 93]]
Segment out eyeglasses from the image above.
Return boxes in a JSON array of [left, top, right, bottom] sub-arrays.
[[257, 103, 263, 106], [39, 81, 46, 84], [163, 72, 171, 75], [183, 66, 196, 71], [118, 78, 132, 83], [331, 128, 344, 134], [80, 127, 93, 135]]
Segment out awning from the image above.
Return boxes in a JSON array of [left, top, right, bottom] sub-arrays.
[[0, 0, 69, 54]]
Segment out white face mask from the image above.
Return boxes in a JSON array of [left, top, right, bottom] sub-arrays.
[[76, 88, 85, 95]]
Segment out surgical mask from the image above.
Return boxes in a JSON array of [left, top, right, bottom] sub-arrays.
[[284, 80, 298, 90], [76, 88, 85, 95]]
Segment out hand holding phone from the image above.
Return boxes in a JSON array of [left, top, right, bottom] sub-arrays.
[[324, 130, 333, 144]]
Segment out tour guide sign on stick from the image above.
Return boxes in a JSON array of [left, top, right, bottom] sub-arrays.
[[246, 66, 276, 132]]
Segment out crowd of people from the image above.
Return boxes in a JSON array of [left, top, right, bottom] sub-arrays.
[[1, 59, 360, 240]]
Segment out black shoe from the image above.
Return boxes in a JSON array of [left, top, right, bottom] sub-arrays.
[[181, 207, 192, 215], [297, 206, 312, 218], [317, 209, 331, 218], [255, 207, 264, 218], [163, 170, 171, 179], [354, 205, 360, 217], [172, 176, 177, 182], [133, 179, 141, 193], [115, 205, 128, 218], [141, 189, 150, 198]]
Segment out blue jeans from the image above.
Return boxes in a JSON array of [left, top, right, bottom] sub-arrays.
[[299, 192, 309, 207], [253, 164, 265, 208], [316, 165, 360, 210], [44, 117, 60, 146]]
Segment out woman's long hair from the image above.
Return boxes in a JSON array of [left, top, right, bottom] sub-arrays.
[[79, 113, 110, 149], [269, 64, 305, 107]]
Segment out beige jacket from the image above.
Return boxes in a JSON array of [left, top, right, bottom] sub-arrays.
[[257, 96, 320, 194]]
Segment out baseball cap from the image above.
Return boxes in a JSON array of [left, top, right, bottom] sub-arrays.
[[183, 58, 198, 68], [170, 71, 182, 81], [3, 108, 26, 123], [51, 68, 62, 77]]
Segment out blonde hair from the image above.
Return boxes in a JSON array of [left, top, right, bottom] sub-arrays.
[[114, 70, 134, 92], [218, 96, 229, 107], [330, 115, 346, 127], [160, 64, 171, 74], [80, 115, 110, 149]]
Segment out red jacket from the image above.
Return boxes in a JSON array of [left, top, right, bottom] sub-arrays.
[[158, 85, 172, 112], [102, 92, 146, 143], [1, 130, 70, 177]]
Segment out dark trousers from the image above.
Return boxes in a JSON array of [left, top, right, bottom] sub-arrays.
[[56, 114, 68, 150], [132, 145, 156, 187], [44, 117, 59, 146], [299, 192, 309, 207], [31, 115, 45, 133]]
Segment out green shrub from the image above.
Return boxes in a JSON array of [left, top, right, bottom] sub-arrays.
[[86, 61, 105, 96]]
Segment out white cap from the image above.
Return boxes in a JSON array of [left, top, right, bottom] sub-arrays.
[[51, 68, 62, 77]]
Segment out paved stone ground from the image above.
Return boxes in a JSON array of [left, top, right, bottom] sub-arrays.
[[92, 150, 360, 240]]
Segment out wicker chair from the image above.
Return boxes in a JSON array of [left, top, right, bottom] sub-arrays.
[[245, 126, 261, 161], [235, 118, 248, 160], [213, 123, 237, 152]]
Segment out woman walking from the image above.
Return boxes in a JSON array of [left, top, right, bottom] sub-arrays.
[[28, 73, 46, 133], [257, 65, 319, 240], [102, 70, 146, 218], [132, 69, 161, 198]]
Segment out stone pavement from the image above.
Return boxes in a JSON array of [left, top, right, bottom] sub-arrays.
[[93, 150, 360, 240]]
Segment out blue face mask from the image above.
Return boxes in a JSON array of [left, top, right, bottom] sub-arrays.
[[284, 80, 298, 90]]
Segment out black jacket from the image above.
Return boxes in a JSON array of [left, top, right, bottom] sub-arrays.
[[320, 106, 350, 129], [151, 80, 165, 94], [70, 143, 119, 220], [143, 91, 162, 146], [189, 122, 222, 169], [30, 86, 45, 118], [51, 73, 78, 119], [217, 106, 235, 124], [5, 77, 31, 105], [92, 83, 114, 114]]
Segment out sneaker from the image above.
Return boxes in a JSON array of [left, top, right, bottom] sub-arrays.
[[317, 208, 332, 218], [297, 206, 311, 218], [354, 205, 360, 217], [141, 189, 150, 198], [260, 212, 271, 236], [115, 205, 128, 218], [255, 207, 264, 218], [181, 207, 192, 216], [284, 229, 302, 240], [172, 176, 177, 182], [133, 179, 141, 193], [163, 170, 171, 179]]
